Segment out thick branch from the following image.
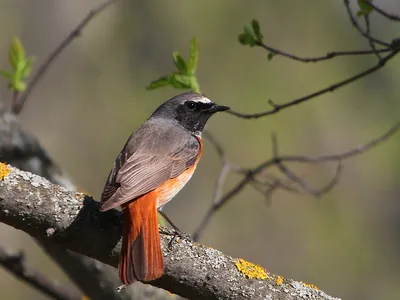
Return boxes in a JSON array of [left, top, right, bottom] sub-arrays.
[[0, 113, 136, 300], [0, 165, 339, 300]]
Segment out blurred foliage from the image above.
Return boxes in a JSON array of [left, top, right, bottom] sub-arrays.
[[357, 0, 375, 17], [0, 1, 399, 300]]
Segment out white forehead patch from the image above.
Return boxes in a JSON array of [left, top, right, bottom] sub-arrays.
[[197, 96, 212, 104]]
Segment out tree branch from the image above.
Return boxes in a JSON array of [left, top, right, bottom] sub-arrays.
[[13, 0, 119, 114], [193, 119, 400, 240], [0, 113, 136, 300], [365, 1, 400, 21], [343, 0, 390, 47], [0, 164, 339, 300], [0, 246, 83, 300], [255, 41, 390, 63], [228, 48, 399, 119]]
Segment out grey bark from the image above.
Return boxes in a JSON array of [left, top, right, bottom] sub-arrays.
[[0, 164, 340, 300], [0, 113, 142, 299]]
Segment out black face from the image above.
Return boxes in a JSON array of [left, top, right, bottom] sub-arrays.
[[175, 100, 229, 134], [150, 92, 230, 135]]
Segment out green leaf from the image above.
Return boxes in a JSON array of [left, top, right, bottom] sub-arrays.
[[172, 52, 187, 73], [0, 69, 13, 80], [170, 74, 191, 89], [357, 0, 374, 17], [187, 37, 198, 75], [146, 76, 170, 90], [21, 57, 34, 78], [251, 19, 263, 42], [10, 80, 27, 92], [190, 76, 200, 93], [267, 51, 277, 61], [9, 37, 25, 70], [239, 26, 256, 47]]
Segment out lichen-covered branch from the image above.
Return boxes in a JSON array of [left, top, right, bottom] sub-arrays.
[[0, 112, 139, 300], [0, 164, 339, 300]]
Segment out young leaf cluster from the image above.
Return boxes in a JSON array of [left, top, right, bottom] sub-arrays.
[[357, 0, 374, 17], [0, 37, 34, 92], [238, 19, 276, 60], [147, 37, 200, 93], [238, 19, 263, 47]]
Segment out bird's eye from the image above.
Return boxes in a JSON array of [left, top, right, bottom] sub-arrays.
[[185, 101, 196, 110]]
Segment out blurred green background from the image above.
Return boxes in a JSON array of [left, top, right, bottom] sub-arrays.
[[0, 0, 399, 299]]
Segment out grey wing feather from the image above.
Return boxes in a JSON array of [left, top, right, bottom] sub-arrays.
[[100, 122, 200, 211]]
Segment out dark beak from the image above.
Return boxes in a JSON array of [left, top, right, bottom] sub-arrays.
[[208, 104, 230, 113]]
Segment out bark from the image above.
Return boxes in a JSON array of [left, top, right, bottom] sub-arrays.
[[0, 113, 141, 299], [0, 164, 340, 300]]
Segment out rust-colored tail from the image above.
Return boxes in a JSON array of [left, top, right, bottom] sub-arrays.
[[119, 193, 164, 284]]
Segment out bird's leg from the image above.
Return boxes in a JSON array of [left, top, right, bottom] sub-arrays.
[[158, 210, 181, 232], [157, 209, 192, 249]]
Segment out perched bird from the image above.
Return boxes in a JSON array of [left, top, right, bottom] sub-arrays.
[[100, 92, 230, 285]]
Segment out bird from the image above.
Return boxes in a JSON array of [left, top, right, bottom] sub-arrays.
[[99, 92, 230, 285]]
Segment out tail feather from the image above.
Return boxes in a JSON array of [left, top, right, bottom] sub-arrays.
[[119, 193, 164, 284]]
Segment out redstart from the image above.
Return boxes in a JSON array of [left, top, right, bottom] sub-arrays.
[[99, 92, 230, 285]]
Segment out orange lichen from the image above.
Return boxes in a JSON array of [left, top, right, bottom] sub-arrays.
[[303, 282, 319, 290], [75, 192, 86, 199], [0, 163, 10, 180], [77, 186, 91, 195], [234, 258, 267, 280], [275, 275, 284, 286]]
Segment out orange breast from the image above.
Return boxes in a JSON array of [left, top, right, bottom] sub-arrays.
[[155, 136, 203, 209]]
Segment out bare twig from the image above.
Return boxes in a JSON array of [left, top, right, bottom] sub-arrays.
[[0, 247, 83, 300], [228, 48, 399, 119], [363, 14, 382, 61], [271, 133, 344, 198], [365, 1, 400, 21], [192, 119, 400, 240], [255, 41, 390, 63], [343, 0, 390, 47], [203, 130, 226, 162], [12, 0, 119, 114]]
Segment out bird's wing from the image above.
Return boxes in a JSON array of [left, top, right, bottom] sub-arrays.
[[100, 123, 200, 211]]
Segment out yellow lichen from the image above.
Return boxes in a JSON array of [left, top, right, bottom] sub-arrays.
[[303, 282, 319, 290], [234, 258, 267, 280], [81, 296, 90, 300], [275, 275, 284, 286], [75, 192, 85, 199], [0, 163, 10, 180]]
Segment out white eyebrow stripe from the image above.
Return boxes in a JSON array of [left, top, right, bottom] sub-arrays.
[[198, 96, 212, 103]]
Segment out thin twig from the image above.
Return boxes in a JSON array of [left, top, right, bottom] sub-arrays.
[[343, 0, 390, 47], [228, 49, 399, 119], [365, 1, 400, 21], [314, 161, 344, 197], [364, 14, 382, 61], [13, 0, 119, 114], [256, 41, 390, 63], [0, 247, 82, 300], [192, 119, 400, 240], [272, 134, 344, 198], [203, 130, 225, 162]]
